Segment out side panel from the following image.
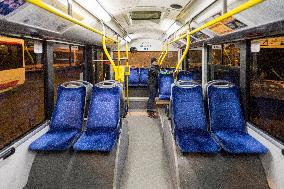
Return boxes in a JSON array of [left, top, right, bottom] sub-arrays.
[[0, 125, 48, 189], [248, 124, 284, 189]]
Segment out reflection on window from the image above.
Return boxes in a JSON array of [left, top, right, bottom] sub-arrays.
[[188, 50, 202, 81], [249, 36, 284, 142], [208, 43, 240, 85], [0, 39, 45, 149], [0, 44, 23, 71], [53, 44, 84, 100], [25, 41, 43, 71]]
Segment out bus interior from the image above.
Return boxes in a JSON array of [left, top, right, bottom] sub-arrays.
[[0, 0, 283, 189]]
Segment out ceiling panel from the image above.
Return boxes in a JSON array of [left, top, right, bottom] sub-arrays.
[[97, 0, 190, 40]]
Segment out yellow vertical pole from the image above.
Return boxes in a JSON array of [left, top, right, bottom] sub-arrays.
[[158, 44, 165, 65], [160, 43, 168, 66], [125, 42, 129, 106], [175, 34, 190, 75], [117, 41, 121, 82], [102, 35, 117, 79]]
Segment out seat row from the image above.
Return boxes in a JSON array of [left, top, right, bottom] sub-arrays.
[[171, 80, 268, 154], [29, 80, 121, 152], [159, 70, 193, 100], [129, 68, 149, 87]]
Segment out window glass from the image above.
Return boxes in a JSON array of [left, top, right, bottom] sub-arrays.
[[53, 44, 84, 100], [208, 43, 240, 85], [0, 44, 23, 71], [0, 39, 45, 149], [188, 50, 202, 81], [249, 36, 284, 142]]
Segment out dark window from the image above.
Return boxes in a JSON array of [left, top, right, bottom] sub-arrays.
[[0, 44, 23, 71], [249, 37, 284, 142], [208, 43, 240, 85], [0, 39, 45, 150], [188, 50, 202, 81]]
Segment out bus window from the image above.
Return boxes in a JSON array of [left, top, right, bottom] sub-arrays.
[[0, 38, 45, 150], [249, 36, 284, 142], [208, 43, 240, 85], [0, 44, 23, 71], [188, 50, 202, 81], [53, 44, 84, 100], [0, 37, 25, 93]]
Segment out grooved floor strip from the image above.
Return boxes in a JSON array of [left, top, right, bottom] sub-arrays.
[[121, 110, 173, 189]]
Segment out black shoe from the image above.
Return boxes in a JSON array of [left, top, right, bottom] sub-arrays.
[[147, 111, 154, 118]]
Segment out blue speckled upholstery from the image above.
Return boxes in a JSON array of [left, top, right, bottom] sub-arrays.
[[139, 68, 149, 86], [177, 70, 192, 81], [0, 0, 24, 16], [73, 85, 120, 152], [29, 86, 86, 151], [208, 85, 268, 153], [129, 68, 140, 86], [159, 72, 174, 100], [172, 84, 221, 153]]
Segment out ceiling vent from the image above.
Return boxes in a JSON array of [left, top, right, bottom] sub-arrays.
[[130, 11, 161, 20]]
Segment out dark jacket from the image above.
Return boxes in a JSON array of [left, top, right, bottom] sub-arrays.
[[148, 64, 160, 88]]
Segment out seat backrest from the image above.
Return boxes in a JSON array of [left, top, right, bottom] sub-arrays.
[[86, 83, 120, 131], [129, 68, 140, 86], [172, 82, 207, 132], [159, 72, 174, 99], [51, 85, 86, 131], [208, 83, 246, 133], [177, 70, 193, 81], [139, 68, 149, 86]]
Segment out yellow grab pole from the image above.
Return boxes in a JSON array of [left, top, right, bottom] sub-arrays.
[[117, 42, 121, 65], [125, 42, 129, 106], [125, 43, 129, 64], [117, 41, 121, 81], [175, 34, 190, 74], [169, 0, 265, 44], [25, 0, 118, 43], [102, 35, 118, 79], [160, 43, 168, 66], [158, 44, 165, 65]]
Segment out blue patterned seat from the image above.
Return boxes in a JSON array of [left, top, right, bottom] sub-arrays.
[[172, 81, 221, 153], [73, 82, 121, 152], [129, 68, 140, 86], [29, 85, 86, 151], [139, 68, 149, 86], [177, 70, 192, 81], [208, 82, 268, 153], [159, 71, 174, 100]]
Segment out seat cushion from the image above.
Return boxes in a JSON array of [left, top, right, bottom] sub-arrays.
[[214, 131, 268, 154], [73, 130, 118, 152], [159, 72, 174, 100], [139, 68, 149, 86], [175, 129, 221, 153], [29, 129, 80, 151], [129, 68, 140, 86]]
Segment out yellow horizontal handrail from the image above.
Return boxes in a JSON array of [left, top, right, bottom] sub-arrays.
[[168, 0, 265, 44], [25, 0, 118, 43]]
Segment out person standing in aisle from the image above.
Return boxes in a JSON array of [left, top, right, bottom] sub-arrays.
[[147, 57, 160, 118]]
